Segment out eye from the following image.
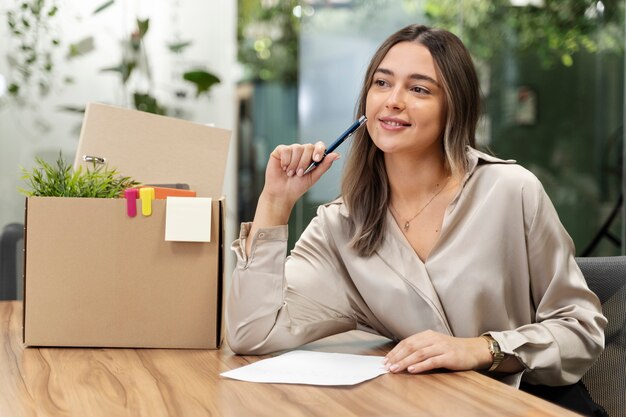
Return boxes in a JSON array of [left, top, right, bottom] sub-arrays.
[[373, 79, 389, 88], [410, 85, 430, 95]]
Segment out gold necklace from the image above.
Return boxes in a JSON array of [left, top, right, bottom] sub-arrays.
[[391, 176, 451, 232]]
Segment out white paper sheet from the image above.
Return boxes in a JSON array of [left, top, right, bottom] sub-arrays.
[[220, 350, 388, 386]]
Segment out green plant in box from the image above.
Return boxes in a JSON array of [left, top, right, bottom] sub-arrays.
[[20, 153, 139, 198]]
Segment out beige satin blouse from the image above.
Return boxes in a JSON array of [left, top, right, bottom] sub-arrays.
[[226, 147, 606, 386]]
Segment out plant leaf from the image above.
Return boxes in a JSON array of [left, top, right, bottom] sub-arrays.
[[67, 37, 95, 59], [93, 0, 114, 15], [133, 92, 166, 115], [137, 18, 150, 39], [100, 61, 136, 83], [8, 83, 20, 95], [183, 70, 221, 98], [167, 40, 192, 53], [58, 105, 85, 113]]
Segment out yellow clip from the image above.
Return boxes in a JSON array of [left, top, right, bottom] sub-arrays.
[[140, 187, 155, 216]]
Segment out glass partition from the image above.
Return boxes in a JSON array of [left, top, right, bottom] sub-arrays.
[[297, 0, 625, 256]]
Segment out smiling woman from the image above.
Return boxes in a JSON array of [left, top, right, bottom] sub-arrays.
[[226, 24, 608, 417], [362, 41, 451, 261]]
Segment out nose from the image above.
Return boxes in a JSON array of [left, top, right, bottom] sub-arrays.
[[385, 86, 405, 111]]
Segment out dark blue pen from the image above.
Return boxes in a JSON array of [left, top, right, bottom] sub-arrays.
[[303, 115, 368, 175]]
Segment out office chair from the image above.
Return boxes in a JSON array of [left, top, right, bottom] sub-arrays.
[[576, 256, 626, 417], [0, 222, 24, 300]]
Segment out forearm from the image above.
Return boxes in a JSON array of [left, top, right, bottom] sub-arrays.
[[227, 221, 356, 355], [227, 224, 291, 354], [246, 191, 296, 256]]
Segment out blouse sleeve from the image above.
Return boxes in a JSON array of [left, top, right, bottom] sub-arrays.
[[225, 208, 358, 355], [489, 177, 607, 385]]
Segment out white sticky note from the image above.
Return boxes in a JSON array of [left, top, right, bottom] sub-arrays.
[[165, 197, 212, 242]]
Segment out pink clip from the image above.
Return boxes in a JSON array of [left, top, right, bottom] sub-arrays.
[[125, 188, 138, 217]]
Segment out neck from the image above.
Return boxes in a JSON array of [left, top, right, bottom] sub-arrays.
[[385, 151, 450, 206]]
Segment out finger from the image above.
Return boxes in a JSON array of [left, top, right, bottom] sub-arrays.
[[384, 344, 406, 367], [385, 337, 427, 366], [389, 345, 441, 373], [312, 141, 326, 162], [270, 145, 286, 164], [282, 147, 298, 175], [385, 343, 424, 371], [274, 145, 293, 172], [308, 152, 340, 182], [285, 145, 306, 177], [406, 353, 446, 374], [296, 144, 315, 176]]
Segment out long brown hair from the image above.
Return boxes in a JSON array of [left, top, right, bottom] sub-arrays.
[[341, 25, 480, 257]]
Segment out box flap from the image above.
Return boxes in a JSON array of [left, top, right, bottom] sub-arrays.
[[73, 103, 231, 197]]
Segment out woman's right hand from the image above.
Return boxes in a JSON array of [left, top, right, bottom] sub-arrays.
[[262, 142, 339, 211], [246, 142, 339, 256]]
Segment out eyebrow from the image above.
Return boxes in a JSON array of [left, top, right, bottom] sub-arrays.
[[374, 68, 440, 87]]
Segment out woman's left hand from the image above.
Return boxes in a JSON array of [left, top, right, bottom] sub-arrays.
[[384, 330, 493, 374]]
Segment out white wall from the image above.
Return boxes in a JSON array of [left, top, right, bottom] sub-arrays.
[[0, 0, 238, 272]]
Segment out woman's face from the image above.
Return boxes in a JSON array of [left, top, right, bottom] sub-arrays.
[[365, 41, 446, 157]]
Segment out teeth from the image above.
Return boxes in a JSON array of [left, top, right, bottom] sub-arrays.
[[384, 120, 405, 126]]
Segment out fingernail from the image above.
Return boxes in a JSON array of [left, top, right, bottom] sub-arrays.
[[297, 168, 304, 177], [287, 170, 294, 177], [390, 364, 398, 372], [313, 153, 320, 162], [382, 357, 388, 365], [407, 366, 414, 373]]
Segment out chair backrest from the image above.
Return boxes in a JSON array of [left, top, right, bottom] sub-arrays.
[[0, 223, 24, 300], [576, 256, 626, 417]]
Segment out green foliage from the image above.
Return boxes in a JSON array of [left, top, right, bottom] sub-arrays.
[[136, 18, 149, 39], [183, 70, 221, 97], [100, 61, 136, 84], [238, 0, 300, 83], [93, 0, 114, 15], [5, 0, 62, 103], [20, 153, 139, 198], [99, 16, 220, 115], [133, 93, 166, 115], [67, 37, 95, 59], [168, 40, 193, 53], [5, 0, 221, 116], [95, 15, 219, 115], [424, 0, 625, 68]]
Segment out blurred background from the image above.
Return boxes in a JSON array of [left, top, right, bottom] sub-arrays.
[[1, 0, 624, 279], [237, 0, 625, 257]]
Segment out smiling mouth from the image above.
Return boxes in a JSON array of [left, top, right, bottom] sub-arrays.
[[381, 119, 411, 127]]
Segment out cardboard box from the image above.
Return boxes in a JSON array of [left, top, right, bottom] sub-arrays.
[[23, 103, 231, 348]]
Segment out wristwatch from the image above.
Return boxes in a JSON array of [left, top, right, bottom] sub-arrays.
[[482, 335, 505, 371]]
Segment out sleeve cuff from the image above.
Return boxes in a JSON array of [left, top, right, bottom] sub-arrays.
[[231, 223, 288, 265]]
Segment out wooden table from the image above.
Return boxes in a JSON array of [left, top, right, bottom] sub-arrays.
[[0, 301, 577, 417]]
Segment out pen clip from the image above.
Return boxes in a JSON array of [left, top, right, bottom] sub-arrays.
[[125, 188, 138, 217], [140, 187, 155, 216]]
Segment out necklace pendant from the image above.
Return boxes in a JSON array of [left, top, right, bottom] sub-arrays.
[[404, 221, 410, 231]]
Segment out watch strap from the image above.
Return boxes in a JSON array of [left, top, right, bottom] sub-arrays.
[[482, 335, 505, 372]]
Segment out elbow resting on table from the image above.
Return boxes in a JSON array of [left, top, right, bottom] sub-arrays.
[[226, 322, 275, 356]]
